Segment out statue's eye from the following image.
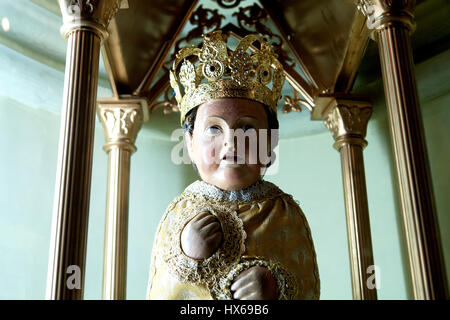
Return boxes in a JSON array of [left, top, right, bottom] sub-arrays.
[[242, 124, 255, 131], [206, 125, 221, 135]]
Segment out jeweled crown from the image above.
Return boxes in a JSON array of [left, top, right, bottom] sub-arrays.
[[170, 30, 285, 125]]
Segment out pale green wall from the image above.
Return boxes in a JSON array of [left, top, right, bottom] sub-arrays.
[[0, 96, 56, 299], [422, 93, 450, 290]]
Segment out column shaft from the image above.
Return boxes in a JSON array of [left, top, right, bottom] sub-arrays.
[[377, 25, 448, 299], [47, 30, 101, 300], [102, 147, 131, 300], [339, 142, 377, 299]]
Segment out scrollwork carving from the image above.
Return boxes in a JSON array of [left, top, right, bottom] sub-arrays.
[[60, 0, 122, 39], [98, 104, 144, 149], [102, 0, 122, 29], [212, 0, 244, 9], [355, 0, 415, 32], [282, 87, 310, 114], [324, 103, 372, 140], [169, 5, 225, 63], [150, 87, 179, 115], [233, 4, 294, 68], [167, 3, 294, 69], [67, 0, 96, 15]]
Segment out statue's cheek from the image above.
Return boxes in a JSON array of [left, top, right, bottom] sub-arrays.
[[197, 144, 220, 169]]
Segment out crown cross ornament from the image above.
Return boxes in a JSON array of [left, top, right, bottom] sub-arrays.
[[170, 30, 286, 125]]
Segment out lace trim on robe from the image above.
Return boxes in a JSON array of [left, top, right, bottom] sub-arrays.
[[184, 179, 283, 203]]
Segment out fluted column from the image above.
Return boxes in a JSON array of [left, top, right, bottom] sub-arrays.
[[318, 97, 377, 300], [46, 0, 123, 300], [356, 0, 448, 299], [97, 98, 148, 300]]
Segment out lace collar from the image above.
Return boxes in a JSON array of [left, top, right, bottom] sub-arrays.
[[184, 179, 282, 203]]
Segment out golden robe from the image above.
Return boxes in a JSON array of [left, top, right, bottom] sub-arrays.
[[146, 179, 320, 300]]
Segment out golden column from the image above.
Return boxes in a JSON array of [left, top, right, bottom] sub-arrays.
[[315, 96, 376, 300], [97, 98, 148, 300], [356, 0, 448, 299], [46, 0, 124, 300]]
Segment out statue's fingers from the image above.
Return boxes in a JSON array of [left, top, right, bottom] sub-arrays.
[[195, 213, 218, 227], [232, 281, 256, 300], [205, 231, 222, 248], [238, 292, 260, 300], [189, 212, 211, 229], [200, 221, 220, 235], [230, 269, 253, 292], [193, 210, 210, 222]]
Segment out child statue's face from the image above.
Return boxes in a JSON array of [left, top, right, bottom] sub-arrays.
[[185, 98, 271, 191]]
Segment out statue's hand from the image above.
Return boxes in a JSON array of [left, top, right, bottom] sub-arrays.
[[181, 210, 223, 260], [231, 266, 278, 300]]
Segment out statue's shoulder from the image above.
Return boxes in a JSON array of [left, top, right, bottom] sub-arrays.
[[161, 181, 206, 215], [263, 182, 305, 211], [256, 180, 289, 202]]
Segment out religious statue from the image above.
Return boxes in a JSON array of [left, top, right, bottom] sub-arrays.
[[146, 30, 320, 300]]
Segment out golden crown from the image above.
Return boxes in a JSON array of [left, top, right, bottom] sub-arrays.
[[170, 30, 286, 125]]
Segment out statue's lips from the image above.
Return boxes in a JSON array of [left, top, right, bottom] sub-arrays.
[[222, 153, 243, 161], [220, 154, 245, 165]]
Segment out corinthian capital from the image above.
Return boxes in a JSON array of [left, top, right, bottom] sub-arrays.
[[355, 0, 415, 33], [97, 98, 149, 153], [315, 96, 372, 149], [325, 102, 372, 138], [59, 0, 127, 39]]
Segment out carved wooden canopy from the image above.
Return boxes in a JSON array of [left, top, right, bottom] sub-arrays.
[[101, 0, 371, 116]]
